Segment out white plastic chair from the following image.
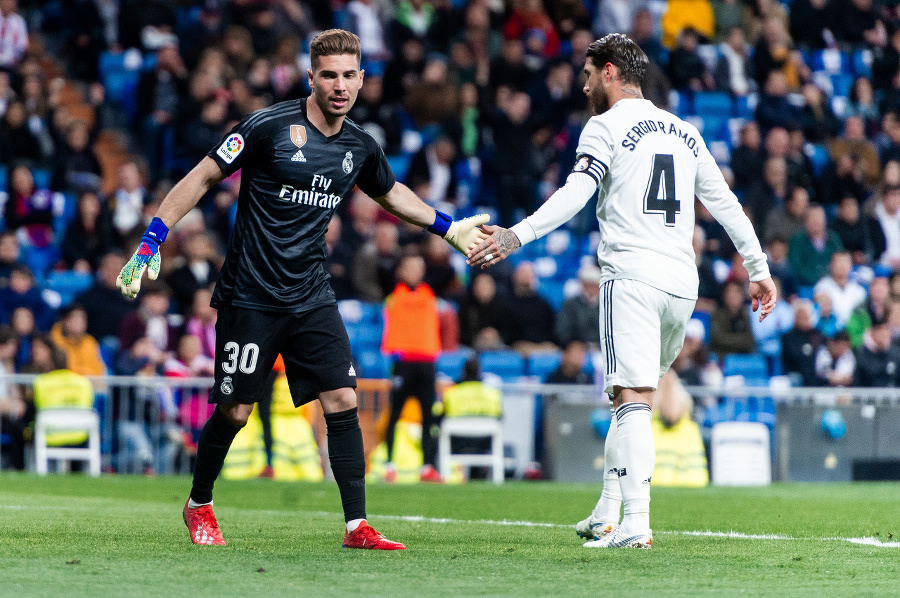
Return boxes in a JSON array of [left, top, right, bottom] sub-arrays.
[[710, 421, 771, 486], [34, 408, 101, 476], [438, 417, 504, 484]]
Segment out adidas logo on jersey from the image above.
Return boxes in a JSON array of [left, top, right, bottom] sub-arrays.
[[291, 149, 306, 162]]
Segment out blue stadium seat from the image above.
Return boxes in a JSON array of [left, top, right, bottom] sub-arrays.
[[830, 73, 854, 98], [0, 164, 7, 190], [723, 353, 768, 382], [538, 280, 567, 311], [437, 349, 473, 381], [22, 245, 60, 280], [44, 271, 94, 307], [346, 322, 382, 351], [480, 350, 525, 381], [810, 49, 849, 74], [852, 49, 872, 78], [693, 92, 734, 117], [357, 350, 391, 379], [735, 93, 757, 119], [805, 144, 831, 177], [32, 168, 51, 190], [690, 311, 712, 344], [529, 351, 562, 379], [388, 154, 412, 183]]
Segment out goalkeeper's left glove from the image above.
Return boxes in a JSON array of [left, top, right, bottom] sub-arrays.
[[428, 211, 490, 255], [117, 217, 169, 299]]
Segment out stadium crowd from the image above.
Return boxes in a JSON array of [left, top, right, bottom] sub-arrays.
[[5, 0, 900, 472]]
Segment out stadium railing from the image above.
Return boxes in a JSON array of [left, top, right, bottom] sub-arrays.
[[5, 375, 900, 480]]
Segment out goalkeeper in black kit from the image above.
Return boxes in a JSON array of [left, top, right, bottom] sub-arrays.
[[117, 29, 488, 549]]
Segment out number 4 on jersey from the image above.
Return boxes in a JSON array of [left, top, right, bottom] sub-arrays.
[[643, 154, 679, 226]]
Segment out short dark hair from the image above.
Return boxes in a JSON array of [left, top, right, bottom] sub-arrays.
[[309, 29, 361, 72], [585, 34, 648, 87]]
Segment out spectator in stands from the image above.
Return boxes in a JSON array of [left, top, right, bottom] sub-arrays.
[[164, 333, 215, 447], [764, 185, 808, 245], [406, 135, 459, 211], [869, 183, 900, 267], [800, 83, 841, 144], [830, 116, 881, 190], [731, 121, 765, 193], [347, 75, 403, 156], [814, 291, 839, 337], [830, 196, 870, 263], [750, 277, 793, 372], [671, 317, 722, 387], [545, 340, 590, 384], [352, 221, 401, 303], [405, 55, 458, 129], [381, 254, 442, 483], [62, 191, 116, 272], [0, 101, 43, 164], [650, 371, 708, 488], [765, 236, 798, 299], [747, 156, 789, 229], [110, 159, 149, 240], [693, 226, 720, 313], [554, 264, 601, 349], [0, 0, 28, 70], [137, 43, 189, 180], [815, 330, 855, 386], [10, 306, 33, 367], [0, 324, 26, 469], [0, 231, 22, 287], [343, 0, 389, 61], [847, 267, 891, 348], [789, 0, 839, 49], [660, 0, 715, 49], [715, 26, 754, 97], [506, 261, 557, 356], [75, 252, 133, 344], [181, 98, 229, 164], [781, 300, 823, 386], [167, 232, 219, 314], [668, 28, 714, 92], [879, 113, 900, 165], [492, 90, 540, 226], [855, 318, 900, 387], [504, 0, 560, 59], [0, 264, 56, 331], [340, 190, 379, 250], [422, 234, 461, 299], [51, 120, 102, 193], [755, 70, 802, 132], [185, 288, 215, 361], [3, 164, 54, 250], [50, 304, 105, 377], [324, 215, 355, 301], [789, 204, 844, 286], [459, 272, 509, 350], [529, 58, 577, 131], [711, 280, 756, 356], [820, 152, 867, 206], [630, 8, 667, 68], [118, 282, 178, 353], [849, 77, 881, 138], [839, 0, 884, 46], [753, 16, 802, 91]]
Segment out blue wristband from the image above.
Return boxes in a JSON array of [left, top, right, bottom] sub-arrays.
[[427, 210, 452, 237], [142, 217, 169, 246]]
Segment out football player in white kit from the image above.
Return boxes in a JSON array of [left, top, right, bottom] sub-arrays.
[[468, 34, 777, 549]]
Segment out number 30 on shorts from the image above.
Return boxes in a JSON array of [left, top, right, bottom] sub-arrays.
[[222, 342, 260, 374]]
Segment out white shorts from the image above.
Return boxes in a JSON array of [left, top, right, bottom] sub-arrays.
[[599, 278, 696, 394]]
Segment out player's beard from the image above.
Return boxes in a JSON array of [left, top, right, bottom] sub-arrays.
[[312, 85, 355, 118], [588, 84, 610, 115]]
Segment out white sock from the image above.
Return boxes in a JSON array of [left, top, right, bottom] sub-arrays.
[[592, 408, 621, 524], [615, 402, 654, 535], [188, 498, 212, 509], [346, 518, 366, 533]]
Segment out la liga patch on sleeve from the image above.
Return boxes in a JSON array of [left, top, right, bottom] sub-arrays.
[[217, 134, 244, 164]]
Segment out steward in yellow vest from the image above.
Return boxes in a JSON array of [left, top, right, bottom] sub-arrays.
[[651, 372, 709, 487], [33, 368, 95, 447]]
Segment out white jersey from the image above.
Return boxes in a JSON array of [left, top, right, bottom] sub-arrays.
[[511, 98, 769, 300]]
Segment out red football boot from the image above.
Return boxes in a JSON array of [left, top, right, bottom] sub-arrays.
[[343, 521, 406, 550], [183, 500, 226, 546]]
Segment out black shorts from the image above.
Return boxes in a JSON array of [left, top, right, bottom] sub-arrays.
[[209, 304, 357, 407]]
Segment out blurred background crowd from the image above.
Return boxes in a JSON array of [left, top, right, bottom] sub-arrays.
[[5, 0, 900, 472]]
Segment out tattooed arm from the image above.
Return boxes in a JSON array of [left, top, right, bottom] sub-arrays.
[[467, 225, 522, 269]]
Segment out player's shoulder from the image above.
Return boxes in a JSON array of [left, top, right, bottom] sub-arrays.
[[240, 99, 304, 133], [341, 116, 382, 151]]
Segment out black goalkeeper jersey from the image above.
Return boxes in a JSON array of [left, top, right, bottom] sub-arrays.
[[207, 98, 395, 313]]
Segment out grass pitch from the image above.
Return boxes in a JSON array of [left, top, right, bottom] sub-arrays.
[[1, 474, 899, 597]]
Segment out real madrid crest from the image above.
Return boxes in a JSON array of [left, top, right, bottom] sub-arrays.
[[221, 375, 234, 395], [342, 151, 353, 174]]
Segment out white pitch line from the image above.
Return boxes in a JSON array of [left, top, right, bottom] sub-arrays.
[[3, 505, 898, 548]]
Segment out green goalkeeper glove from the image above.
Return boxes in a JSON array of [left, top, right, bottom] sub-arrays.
[[116, 217, 168, 299]]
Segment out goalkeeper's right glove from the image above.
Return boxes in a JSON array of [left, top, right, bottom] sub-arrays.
[[117, 217, 169, 299], [428, 211, 490, 255]]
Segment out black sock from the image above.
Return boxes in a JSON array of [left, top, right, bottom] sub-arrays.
[[190, 407, 243, 504], [325, 407, 366, 522]]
